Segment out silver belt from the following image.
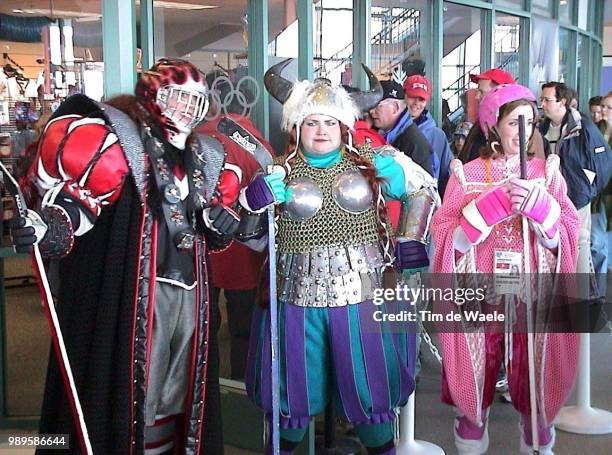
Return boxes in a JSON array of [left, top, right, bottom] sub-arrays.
[[277, 242, 386, 307]]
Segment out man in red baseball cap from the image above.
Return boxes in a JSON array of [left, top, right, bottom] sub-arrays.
[[459, 68, 517, 163], [403, 74, 452, 196], [469, 68, 515, 101]]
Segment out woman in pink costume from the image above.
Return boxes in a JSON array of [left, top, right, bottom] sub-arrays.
[[431, 84, 580, 454]]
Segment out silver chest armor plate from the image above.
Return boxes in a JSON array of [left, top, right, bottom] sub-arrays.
[[331, 169, 373, 213], [283, 169, 373, 220], [283, 177, 324, 221]]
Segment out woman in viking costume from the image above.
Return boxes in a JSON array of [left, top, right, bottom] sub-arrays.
[[430, 84, 580, 454], [239, 61, 438, 454]]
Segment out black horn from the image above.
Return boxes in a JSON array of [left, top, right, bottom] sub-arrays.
[[264, 59, 294, 104], [349, 64, 383, 112]]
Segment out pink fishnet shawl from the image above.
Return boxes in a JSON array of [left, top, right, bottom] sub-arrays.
[[432, 156, 580, 426]]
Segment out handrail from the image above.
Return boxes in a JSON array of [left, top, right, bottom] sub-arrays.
[[314, 7, 419, 78]]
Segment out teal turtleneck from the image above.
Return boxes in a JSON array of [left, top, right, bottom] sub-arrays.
[[301, 147, 342, 168]]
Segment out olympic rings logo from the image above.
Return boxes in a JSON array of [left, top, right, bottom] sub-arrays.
[[206, 75, 260, 120]]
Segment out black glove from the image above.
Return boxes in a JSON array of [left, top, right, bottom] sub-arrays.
[[9, 210, 48, 254], [206, 204, 240, 237]]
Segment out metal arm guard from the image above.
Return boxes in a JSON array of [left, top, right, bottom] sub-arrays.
[[396, 188, 436, 244], [38, 205, 76, 259], [235, 206, 267, 240]]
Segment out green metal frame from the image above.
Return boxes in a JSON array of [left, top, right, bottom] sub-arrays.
[[447, 0, 494, 10], [352, 0, 371, 89], [298, 0, 314, 80], [140, 0, 155, 70], [102, 0, 137, 98], [482, 8, 495, 71], [519, 16, 530, 86], [567, 29, 579, 89], [247, 0, 270, 138], [430, 0, 444, 124]]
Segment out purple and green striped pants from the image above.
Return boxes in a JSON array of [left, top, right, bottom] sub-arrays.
[[245, 299, 416, 432]]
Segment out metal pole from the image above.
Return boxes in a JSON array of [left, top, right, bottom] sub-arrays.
[[519, 114, 539, 454], [267, 196, 280, 454]]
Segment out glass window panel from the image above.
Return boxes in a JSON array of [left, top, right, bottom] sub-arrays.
[[530, 16, 560, 92], [0, 1, 103, 103], [576, 34, 590, 107], [577, 0, 589, 30], [532, 0, 553, 17], [558, 28, 571, 84], [559, 0, 574, 23], [494, 13, 520, 82], [442, 2, 482, 119], [370, 0, 427, 87], [153, 1, 263, 123], [313, 0, 353, 85]]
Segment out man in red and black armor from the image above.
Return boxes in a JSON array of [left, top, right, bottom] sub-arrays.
[[10, 58, 271, 454]]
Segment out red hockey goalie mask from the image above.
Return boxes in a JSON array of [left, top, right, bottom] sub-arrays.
[[136, 58, 209, 149]]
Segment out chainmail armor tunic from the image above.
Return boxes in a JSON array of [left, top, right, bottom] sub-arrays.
[[277, 152, 380, 252], [275, 151, 388, 307]]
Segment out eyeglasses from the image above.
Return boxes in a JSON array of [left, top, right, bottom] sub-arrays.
[[372, 99, 396, 111], [539, 97, 558, 103]]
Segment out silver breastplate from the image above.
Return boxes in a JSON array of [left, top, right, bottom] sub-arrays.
[[283, 169, 373, 220]]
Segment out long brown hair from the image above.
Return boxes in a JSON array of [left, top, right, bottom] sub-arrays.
[[480, 99, 537, 159]]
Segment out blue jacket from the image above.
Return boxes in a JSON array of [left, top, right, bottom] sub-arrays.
[[540, 108, 612, 210], [382, 109, 437, 178], [415, 110, 452, 197]]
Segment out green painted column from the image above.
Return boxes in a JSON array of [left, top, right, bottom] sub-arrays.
[[248, 0, 269, 138], [298, 0, 313, 80], [140, 0, 155, 70], [566, 29, 578, 89], [519, 16, 531, 87], [481, 8, 494, 72], [352, 0, 371, 89], [430, 0, 443, 125], [102, 0, 137, 98]]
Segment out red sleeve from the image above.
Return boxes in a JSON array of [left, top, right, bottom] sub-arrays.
[[31, 114, 129, 216], [353, 120, 386, 147]]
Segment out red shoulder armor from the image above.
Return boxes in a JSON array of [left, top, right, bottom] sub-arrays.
[[197, 114, 274, 189], [34, 115, 129, 204]]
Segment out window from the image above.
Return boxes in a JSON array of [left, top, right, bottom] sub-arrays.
[[494, 14, 520, 82], [370, 0, 428, 87], [559, 0, 574, 23], [441, 3, 482, 114]]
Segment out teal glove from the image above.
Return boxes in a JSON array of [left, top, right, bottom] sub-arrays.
[[374, 153, 406, 200], [263, 171, 288, 203]]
